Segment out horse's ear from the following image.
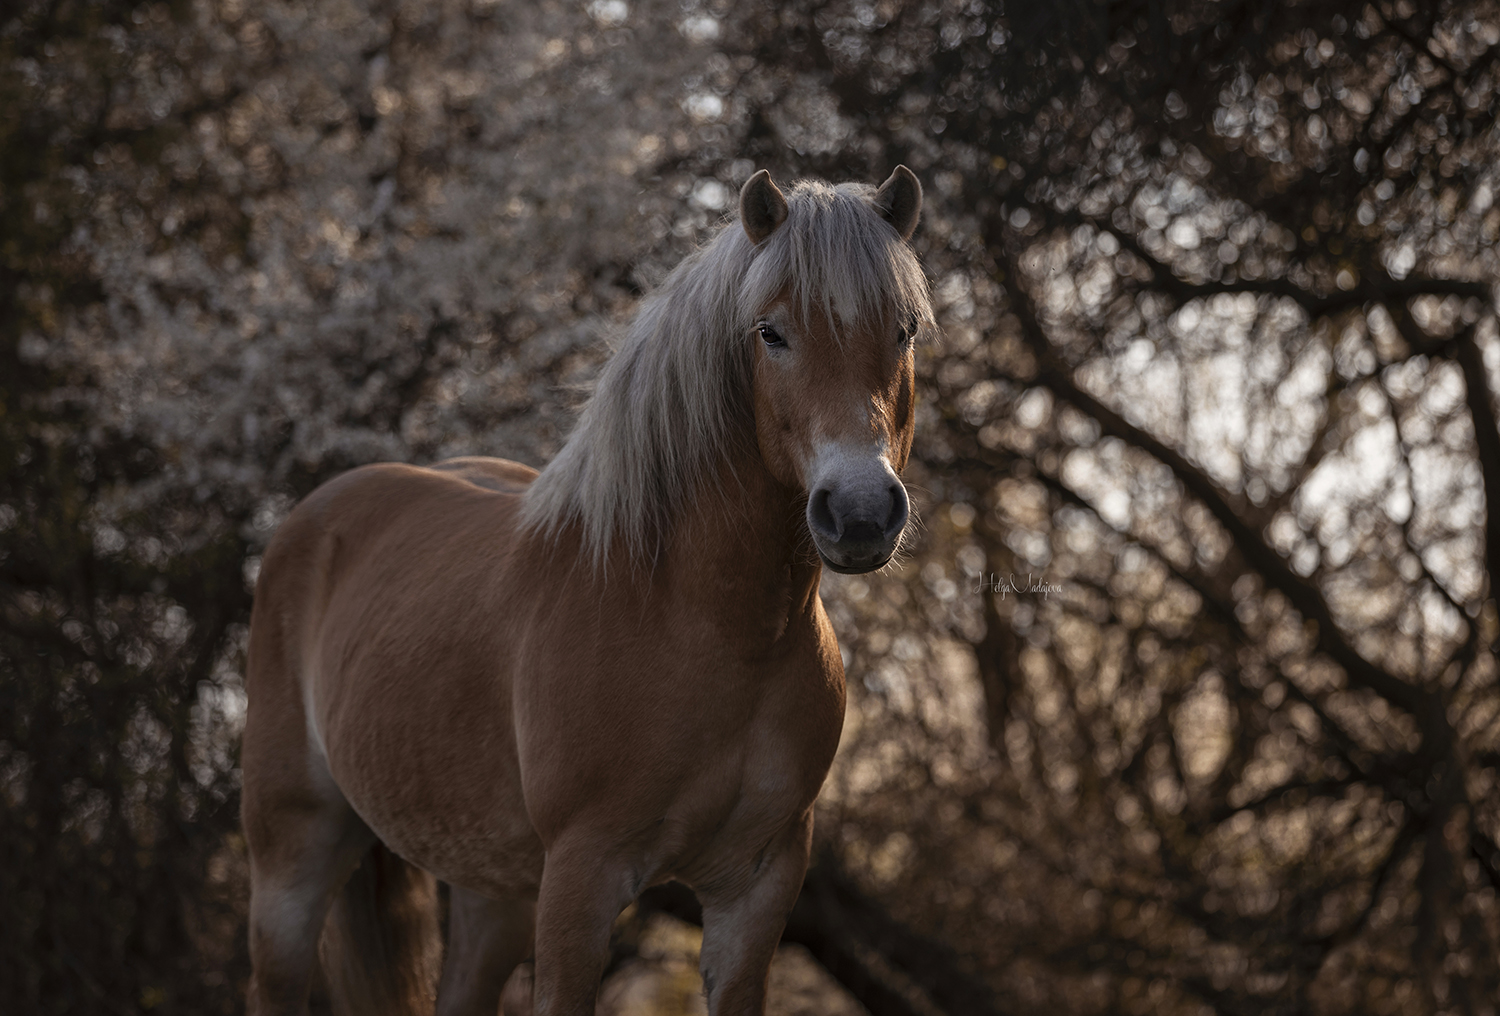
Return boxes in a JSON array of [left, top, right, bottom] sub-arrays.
[[739, 170, 788, 245], [873, 165, 922, 241]]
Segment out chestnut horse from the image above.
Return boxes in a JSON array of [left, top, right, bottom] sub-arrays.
[[241, 166, 931, 1016]]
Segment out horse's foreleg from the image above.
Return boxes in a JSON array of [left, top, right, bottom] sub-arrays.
[[528, 840, 633, 1016], [696, 812, 814, 1016], [436, 886, 535, 1016]]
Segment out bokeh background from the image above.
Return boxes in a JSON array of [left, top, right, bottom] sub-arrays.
[[5, 0, 1500, 1013]]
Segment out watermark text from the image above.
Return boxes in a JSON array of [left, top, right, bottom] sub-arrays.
[[974, 572, 1062, 599]]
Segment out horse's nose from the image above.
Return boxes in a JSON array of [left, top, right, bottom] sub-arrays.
[[809, 481, 906, 540], [804, 444, 910, 573], [807, 477, 908, 571]]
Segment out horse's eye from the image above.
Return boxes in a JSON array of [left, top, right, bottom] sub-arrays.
[[898, 318, 918, 346], [757, 322, 786, 348]]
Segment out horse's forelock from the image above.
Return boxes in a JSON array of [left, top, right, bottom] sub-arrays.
[[740, 181, 933, 335]]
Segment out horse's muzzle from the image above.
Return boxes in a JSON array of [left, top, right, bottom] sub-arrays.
[[806, 461, 909, 574]]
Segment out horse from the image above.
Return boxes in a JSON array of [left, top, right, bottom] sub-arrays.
[[241, 165, 932, 1016]]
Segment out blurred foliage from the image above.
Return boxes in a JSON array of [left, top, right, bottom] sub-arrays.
[[1, 2, 252, 1012], [5, 1, 1500, 1014]]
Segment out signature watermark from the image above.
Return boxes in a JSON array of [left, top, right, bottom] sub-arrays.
[[974, 572, 1062, 599]]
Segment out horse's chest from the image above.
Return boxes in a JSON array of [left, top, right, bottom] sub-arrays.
[[536, 656, 820, 782], [515, 586, 846, 886], [641, 667, 844, 884]]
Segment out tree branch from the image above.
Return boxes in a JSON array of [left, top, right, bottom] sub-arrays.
[[1074, 206, 1489, 317], [996, 247, 1434, 723], [1454, 319, 1500, 612]]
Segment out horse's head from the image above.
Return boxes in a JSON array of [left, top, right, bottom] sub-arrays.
[[737, 167, 930, 575]]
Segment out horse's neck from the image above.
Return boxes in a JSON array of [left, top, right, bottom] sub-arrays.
[[649, 446, 821, 632]]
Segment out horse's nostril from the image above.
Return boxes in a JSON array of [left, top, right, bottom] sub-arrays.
[[809, 488, 839, 539], [809, 473, 908, 554], [884, 483, 910, 537]]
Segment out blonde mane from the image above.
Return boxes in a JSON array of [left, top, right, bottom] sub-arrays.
[[519, 179, 934, 563]]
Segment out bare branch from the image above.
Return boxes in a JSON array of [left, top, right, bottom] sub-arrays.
[[1454, 318, 1500, 612], [997, 247, 1434, 722], [1263, 369, 1352, 526], [1061, 209, 1489, 317]]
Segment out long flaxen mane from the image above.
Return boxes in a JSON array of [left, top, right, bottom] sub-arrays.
[[520, 178, 934, 564]]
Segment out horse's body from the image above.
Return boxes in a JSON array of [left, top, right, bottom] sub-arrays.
[[242, 168, 931, 1016]]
